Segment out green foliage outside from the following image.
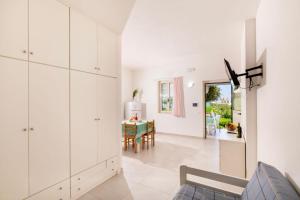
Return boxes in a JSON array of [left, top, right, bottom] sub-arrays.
[[206, 103, 232, 128], [161, 97, 173, 112], [132, 89, 138, 100], [206, 85, 221, 102], [219, 118, 232, 128]]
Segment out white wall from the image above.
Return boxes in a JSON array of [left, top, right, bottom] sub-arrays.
[[121, 67, 134, 119], [122, 0, 259, 69], [240, 19, 258, 178], [121, 0, 254, 138], [131, 65, 229, 137], [256, 0, 300, 186]]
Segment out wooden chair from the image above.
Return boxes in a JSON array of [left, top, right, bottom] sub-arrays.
[[124, 123, 138, 153], [142, 120, 155, 149]]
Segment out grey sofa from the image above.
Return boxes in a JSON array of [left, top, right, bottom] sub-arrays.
[[174, 162, 300, 200]]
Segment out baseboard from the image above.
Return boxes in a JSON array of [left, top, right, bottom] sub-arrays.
[[157, 132, 203, 139]]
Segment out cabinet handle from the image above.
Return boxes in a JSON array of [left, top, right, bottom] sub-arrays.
[[29, 52, 34, 55], [77, 187, 81, 191], [22, 128, 27, 132], [78, 177, 80, 181], [59, 187, 63, 190], [22, 50, 27, 54], [30, 127, 34, 131]]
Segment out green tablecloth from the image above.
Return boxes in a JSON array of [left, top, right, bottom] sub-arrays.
[[122, 120, 147, 144]]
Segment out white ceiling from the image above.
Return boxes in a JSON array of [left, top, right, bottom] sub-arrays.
[[59, 0, 136, 33], [122, 0, 260, 69]]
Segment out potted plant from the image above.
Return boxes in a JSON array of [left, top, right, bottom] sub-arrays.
[[132, 89, 138, 101]]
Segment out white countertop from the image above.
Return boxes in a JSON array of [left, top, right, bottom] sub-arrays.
[[214, 130, 245, 143]]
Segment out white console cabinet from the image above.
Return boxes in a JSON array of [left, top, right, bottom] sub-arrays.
[[219, 133, 246, 178]]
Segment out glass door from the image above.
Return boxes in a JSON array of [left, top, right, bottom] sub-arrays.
[[205, 82, 233, 138]]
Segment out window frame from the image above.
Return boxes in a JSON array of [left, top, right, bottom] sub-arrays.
[[158, 80, 174, 113]]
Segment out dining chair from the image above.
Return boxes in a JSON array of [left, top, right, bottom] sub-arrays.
[[124, 123, 138, 153], [142, 120, 155, 149]]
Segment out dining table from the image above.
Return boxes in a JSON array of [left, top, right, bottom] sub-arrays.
[[122, 120, 148, 152]]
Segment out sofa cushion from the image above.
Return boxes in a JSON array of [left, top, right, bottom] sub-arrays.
[[241, 162, 300, 200], [173, 184, 241, 200]]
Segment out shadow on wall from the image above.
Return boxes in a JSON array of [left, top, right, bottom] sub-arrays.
[[142, 103, 147, 119], [257, 49, 267, 88], [285, 173, 300, 195]]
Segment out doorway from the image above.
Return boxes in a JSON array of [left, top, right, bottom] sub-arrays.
[[204, 82, 233, 138]]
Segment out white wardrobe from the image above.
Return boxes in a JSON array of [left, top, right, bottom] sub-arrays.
[[0, 0, 120, 199]]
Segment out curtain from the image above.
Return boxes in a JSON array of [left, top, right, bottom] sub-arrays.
[[173, 77, 185, 118]]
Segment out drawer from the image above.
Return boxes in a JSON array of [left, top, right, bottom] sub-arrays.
[[71, 177, 98, 199], [71, 162, 107, 199], [27, 179, 70, 200], [71, 162, 106, 187], [107, 156, 118, 170]]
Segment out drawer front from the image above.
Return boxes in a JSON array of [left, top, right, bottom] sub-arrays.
[[71, 178, 98, 199], [71, 158, 119, 199], [107, 156, 118, 170], [71, 162, 107, 199], [27, 179, 70, 200], [71, 162, 106, 187]]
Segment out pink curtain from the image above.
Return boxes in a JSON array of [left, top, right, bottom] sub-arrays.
[[173, 77, 185, 118]]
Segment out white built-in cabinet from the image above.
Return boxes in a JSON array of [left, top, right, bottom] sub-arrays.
[[97, 26, 119, 77], [70, 8, 119, 77], [0, 0, 120, 199], [98, 77, 119, 162], [29, 0, 69, 68], [0, 57, 70, 199], [0, 57, 28, 200], [71, 71, 98, 175], [29, 63, 70, 194], [0, 0, 28, 60], [0, 0, 69, 67], [71, 72, 119, 173], [70, 9, 98, 73]]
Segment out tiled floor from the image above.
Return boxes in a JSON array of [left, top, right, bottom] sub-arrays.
[[79, 133, 235, 200]]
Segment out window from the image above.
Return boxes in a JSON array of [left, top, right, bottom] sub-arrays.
[[159, 81, 174, 113]]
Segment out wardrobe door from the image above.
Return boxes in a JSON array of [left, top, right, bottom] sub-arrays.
[[71, 70, 98, 175], [29, 63, 69, 194], [97, 25, 118, 77], [97, 76, 119, 162], [29, 0, 69, 68], [0, 57, 28, 200], [0, 0, 28, 60], [70, 9, 98, 73]]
